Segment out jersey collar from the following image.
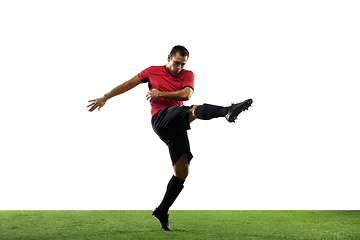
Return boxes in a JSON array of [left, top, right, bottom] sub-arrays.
[[164, 65, 171, 75]]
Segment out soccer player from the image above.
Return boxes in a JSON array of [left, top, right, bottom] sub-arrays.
[[87, 45, 252, 231]]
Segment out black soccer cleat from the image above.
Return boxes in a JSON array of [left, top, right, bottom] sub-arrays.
[[225, 99, 253, 123], [152, 207, 171, 231]]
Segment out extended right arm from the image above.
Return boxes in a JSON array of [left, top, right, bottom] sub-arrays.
[[87, 75, 142, 112]]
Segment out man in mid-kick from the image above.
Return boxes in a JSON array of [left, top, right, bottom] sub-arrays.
[[88, 45, 252, 231]]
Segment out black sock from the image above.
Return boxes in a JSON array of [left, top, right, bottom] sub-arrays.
[[158, 175, 185, 213], [194, 104, 230, 120]]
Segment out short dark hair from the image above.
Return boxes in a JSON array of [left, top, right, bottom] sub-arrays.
[[170, 45, 189, 59]]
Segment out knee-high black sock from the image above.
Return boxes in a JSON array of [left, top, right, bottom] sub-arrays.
[[158, 175, 185, 213], [194, 104, 230, 120]]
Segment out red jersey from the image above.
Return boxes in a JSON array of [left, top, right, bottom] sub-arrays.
[[138, 66, 195, 117]]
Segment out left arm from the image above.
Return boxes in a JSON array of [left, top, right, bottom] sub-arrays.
[[146, 87, 193, 102]]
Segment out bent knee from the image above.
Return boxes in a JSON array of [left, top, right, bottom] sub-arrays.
[[190, 105, 199, 116], [174, 155, 190, 180], [175, 168, 189, 180], [189, 105, 199, 123]]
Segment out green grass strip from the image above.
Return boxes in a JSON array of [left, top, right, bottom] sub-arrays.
[[0, 210, 359, 239]]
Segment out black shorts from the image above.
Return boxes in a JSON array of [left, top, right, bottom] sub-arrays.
[[151, 105, 194, 166]]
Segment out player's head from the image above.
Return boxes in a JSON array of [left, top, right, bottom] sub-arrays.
[[167, 45, 189, 75], [170, 45, 189, 59]]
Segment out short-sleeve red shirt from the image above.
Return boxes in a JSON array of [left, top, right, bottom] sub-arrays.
[[138, 66, 194, 117]]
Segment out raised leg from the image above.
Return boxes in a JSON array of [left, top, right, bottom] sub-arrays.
[[189, 105, 198, 123], [189, 99, 253, 123]]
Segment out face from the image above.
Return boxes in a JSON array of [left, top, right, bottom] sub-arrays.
[[166, 52, 188, 75]]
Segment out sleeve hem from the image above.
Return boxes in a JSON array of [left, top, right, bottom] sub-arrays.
[[182, 86, 194, 91]]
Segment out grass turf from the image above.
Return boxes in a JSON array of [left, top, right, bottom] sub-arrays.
[[0, 210, 359, 239]]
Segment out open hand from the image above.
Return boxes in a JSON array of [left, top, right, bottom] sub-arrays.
[[146, 89, 160, 102], [87, 97, 107, 112]]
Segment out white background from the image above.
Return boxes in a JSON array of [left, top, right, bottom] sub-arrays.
[[1, 0, 359, 210]]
